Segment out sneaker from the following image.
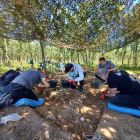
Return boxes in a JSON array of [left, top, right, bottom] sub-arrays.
[[0, 93, 9, 102], [79, 88, 84, 92], [0, 94, 13, 110]]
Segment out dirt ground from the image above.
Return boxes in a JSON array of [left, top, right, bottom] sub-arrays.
[[0, 71, 108, 140]]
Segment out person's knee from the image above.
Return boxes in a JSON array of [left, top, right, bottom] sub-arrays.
[[1, 86, 7, 94], [84, 71, 86, 77], [109, 96, 118, 105]]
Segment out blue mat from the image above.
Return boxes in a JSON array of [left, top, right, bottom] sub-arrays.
[[108, 102, 140, 117], [12, 98, 44, 107], [0, 92, 3, 96]]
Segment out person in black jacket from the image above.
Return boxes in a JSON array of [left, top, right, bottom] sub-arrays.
[[97, 69, 140, 109], [0, 68, 23, 94], [0, 69, 14, 83]]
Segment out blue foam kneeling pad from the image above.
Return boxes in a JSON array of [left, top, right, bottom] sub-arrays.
[[12, 98, 44, 107], [0, 92, 3, 96], [108, 102, 140, 117]]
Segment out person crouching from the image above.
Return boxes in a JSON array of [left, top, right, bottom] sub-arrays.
[[65, 63, 86, 92]]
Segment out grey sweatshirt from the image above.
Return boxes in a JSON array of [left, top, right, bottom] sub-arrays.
[[67, 63, 85, 82]]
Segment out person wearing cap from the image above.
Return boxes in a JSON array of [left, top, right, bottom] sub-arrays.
[[97, 69, 140, 109], [0, 68, 50, 109], [0, 68, 23, 94], [65, 63, 86, 92]]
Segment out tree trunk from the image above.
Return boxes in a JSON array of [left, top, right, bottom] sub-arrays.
[[39, 40, 46, 72], [71, 49, 72, 62], [64, 48, 65, 63], [0, 51, 2, 63], [134, 44, 138, 67], [77, 51, 79, 64], [122, 47, 127, 66], [3, 38, 11, 67], [2, 47, 5, 63], [68, 49, 69, 63], [92, 52, 94, 65], [19, 41, 23, 69], [128, 45, 132, 66], [60, 48, 62, 61], [29, 43, 33, 59]]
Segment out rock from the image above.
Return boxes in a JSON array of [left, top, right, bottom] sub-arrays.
[[89, 125, 93, 130], [80, 117, 84, 122], [46, 114, 56, 121]]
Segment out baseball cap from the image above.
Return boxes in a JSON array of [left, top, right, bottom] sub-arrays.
[[65, 63, 73, 73]]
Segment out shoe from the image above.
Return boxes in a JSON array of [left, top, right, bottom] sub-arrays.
[[0, 94, 13, 110], [79, 88, 84, 92], [0, 93, 9, 102]]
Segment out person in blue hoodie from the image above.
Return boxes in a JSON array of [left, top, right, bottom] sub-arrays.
[[0, 69, 15, 83], [0, 68, 23, 94], [65, 63, 86, 92]]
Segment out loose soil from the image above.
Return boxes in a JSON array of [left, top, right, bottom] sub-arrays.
[[0, 71, 108, 140]]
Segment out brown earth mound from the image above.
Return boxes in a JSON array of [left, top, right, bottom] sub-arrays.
[[0, 71, 108, 140]]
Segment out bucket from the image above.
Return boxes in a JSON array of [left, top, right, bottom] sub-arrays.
[[48, 80, 58, 88], [62, 80, 70, 88], [94, 80, 105, 89]]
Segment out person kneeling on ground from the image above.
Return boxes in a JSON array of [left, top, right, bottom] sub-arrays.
[[65, 63, 86, 92], [97, 69, 140, 109], [0, 68, 23, 94], [0, 68, 50, 109], [0, 68, 20, 83]]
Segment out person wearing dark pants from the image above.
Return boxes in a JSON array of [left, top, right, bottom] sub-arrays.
[[65, 63, 86, 92], [0, 69, 50, 109], [0, 69, 15, 84], [97, 69, 140, 109], [71, 71, 86, 90], [7, 83, 38, 103], [0, 69, 23, 94]]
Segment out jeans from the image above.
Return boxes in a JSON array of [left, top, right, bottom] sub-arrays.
[[71, 71, 86, 89], [7, 83, 38, 104], [0, 86, 7, 94], [109, 93, 140, 109]]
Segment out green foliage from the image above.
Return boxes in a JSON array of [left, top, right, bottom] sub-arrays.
[[0, 0, 139, 52], [117, 64, 140, 74], [0, 62, 40, 76]]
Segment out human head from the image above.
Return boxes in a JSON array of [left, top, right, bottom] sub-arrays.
[[65, 63, 74, 73], [15, 68, 24, 74], [97, 68, 108, 81], [37, 68, 46, 75], [99, 57, 106, 66]]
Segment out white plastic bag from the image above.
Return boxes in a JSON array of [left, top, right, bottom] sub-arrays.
[[0, 113, 23, 124]]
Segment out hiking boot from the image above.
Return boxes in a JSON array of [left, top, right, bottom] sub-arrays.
[[0, 94, 13, 110]]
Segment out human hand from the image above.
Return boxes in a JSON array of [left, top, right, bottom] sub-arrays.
[[103, 89, 109, 94], [101, 93, 106, 100], [69, 79, 76, 86], [39, 86, 45, 90]]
